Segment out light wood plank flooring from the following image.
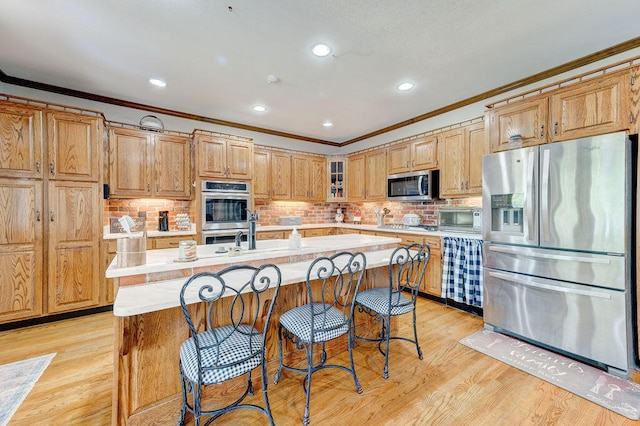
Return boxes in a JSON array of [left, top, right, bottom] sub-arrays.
[[1, 298, 636, 425]]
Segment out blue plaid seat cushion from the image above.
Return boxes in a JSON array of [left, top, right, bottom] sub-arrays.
[[279, 303, 349, 343], [355, 288, 413, 316], [180, 324, 263, 385]]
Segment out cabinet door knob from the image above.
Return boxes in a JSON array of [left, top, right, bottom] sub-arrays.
[[36, 209, 41, 222], [49, 211, 54, 222], [35, 162, 41, 174], [147, 182, 151, 192], [554, 122, 559, 136], [49, 162, 55, 176], [540, 125, 544, 139]]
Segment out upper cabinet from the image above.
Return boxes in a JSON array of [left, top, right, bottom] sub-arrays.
[[270, 151, 292, 200], [292, 154, 326, 202], [327, 157, 347, 201], [387, 135, 437, 175], [0, 102, 44, 179], [487, 95, 548, 152], [253, 148, 272, 200], [47, 111, 102, 182], [439, 121, 486, 198], [549, 70, 630, 142], [196, 132, 253, 180], [348, 148, 386, 201], [488, 69, 632, 152], [108, 127, 191, 199]]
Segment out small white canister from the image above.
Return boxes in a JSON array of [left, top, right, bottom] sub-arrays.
[[178, 240, 197, 260]]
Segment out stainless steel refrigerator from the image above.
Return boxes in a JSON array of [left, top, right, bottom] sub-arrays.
[[482, 131, 635, 375]]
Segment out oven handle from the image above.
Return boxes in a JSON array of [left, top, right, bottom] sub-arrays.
[[488, 271, 611, 299]]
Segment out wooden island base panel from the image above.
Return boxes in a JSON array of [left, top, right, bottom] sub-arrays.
[[107, 234, 402, 425]]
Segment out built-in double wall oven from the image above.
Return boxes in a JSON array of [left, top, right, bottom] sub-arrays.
[[201, 180, 250, 245]]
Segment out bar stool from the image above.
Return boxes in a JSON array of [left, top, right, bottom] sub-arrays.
[[355, 244, 429, 378], [177, 264, 282, 426], [274, 251, 366, 426]]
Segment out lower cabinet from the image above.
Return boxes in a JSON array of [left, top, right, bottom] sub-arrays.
[[0, 179, 103, 324], [257, 230, 285, 240], [396, 233, 442, 297]]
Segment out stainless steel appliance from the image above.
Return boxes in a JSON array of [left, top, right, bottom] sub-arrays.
[[387, 170, 438, 201], [482, 132, 635, 375], [438, 207, 482, 233], [201, 180, 250, 245]]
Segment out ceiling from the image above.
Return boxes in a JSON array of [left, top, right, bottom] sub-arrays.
[[1, 0, 640, 145]]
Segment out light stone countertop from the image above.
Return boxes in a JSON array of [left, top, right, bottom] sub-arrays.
[[111, 234, 401, 317], [257, 222, 482, 240]]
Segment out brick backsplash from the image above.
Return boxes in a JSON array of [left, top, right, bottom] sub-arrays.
[[255, 197, 481, 226], [105, 197, 481, 230], [104, 199, 193, 231]]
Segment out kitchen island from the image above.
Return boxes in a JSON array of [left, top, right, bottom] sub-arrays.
[[107, 234, 401, 425]]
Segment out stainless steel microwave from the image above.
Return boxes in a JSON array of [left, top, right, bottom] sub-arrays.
[[387, 170, 439, 201]]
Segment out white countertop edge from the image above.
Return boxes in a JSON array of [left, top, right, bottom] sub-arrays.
[[259, 223, 482, 239], [113, 248, 396, 317], [106, 234, 401, 278]]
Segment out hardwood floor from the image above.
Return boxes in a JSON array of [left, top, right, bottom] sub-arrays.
[[1, 298, 635, 425]]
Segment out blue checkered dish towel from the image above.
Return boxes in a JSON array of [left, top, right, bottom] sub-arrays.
[[441, 237, 483, 307]]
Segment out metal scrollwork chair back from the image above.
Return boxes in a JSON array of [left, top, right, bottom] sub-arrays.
[[177, 263, 281, 426], [274, 251, 366, 426], [355, 243, 430, 378]]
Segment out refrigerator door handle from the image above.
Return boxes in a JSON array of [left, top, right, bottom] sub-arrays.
[[525, 150, 535, 242], [488, 244, 612, 264], [541, 148, 551, 242], [488, 271, 612, 299]]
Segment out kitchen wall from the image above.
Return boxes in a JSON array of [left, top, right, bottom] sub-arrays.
[[254, 197, 481, 226], [104, 199, 193, 232]]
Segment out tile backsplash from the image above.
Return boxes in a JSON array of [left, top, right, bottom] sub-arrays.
[[104, 199, 193, 232]]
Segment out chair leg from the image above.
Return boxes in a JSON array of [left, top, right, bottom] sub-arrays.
[[303, 342, 313, 426], [274, 324, 284, 384], [261, 355, 276, 426], [412, 307, 423, 360], [178, 365, 187, 426], [193, 384, 202, 426], [347, 325, 363, 393], [383, 315, 391, 379]]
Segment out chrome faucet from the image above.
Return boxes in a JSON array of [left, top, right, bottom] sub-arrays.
[[246, 209, 258, 250], [235, 230, 244, 248]]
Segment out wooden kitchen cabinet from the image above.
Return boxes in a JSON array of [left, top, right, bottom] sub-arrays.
[[150, 235, 189, 249], [108, 127, 191, 199], [47, 181, 101, 313], [0, 102, 44, 179], [487, 95, 548, 152], [292, 154, 326, 201], [302, 228, 329, 237], [440, 121, 487, 197], [348, 148, 386, 201], [0, 178, 44, 322], [387, 135, 438, 175], [0, 103, 105, 324], [549, 70, 630, 142], [327, 157, 347, 201], [257, 230, 285, 240], [393, 232, 442, 297], [196, 132, 253, 180], [47, 111, 102, 182], [253, 148, 271, 200], [270, 151, 292, 200]]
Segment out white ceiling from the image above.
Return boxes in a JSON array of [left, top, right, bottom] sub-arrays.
[[1, 0, 640, 144]]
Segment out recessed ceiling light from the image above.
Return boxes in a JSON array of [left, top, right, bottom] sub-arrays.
[[252, 105, 267, 112], [397, 82, 414, 91], [149, 78, 166, 88], [312, 44, 331, 57], [323, 121, 333, 127]]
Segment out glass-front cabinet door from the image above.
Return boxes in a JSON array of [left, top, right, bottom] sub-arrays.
[[327, 157, 346, 201]]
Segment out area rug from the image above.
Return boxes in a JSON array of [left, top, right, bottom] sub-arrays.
[[0, 353, 56, 426], [460, 329, 640, 420]]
